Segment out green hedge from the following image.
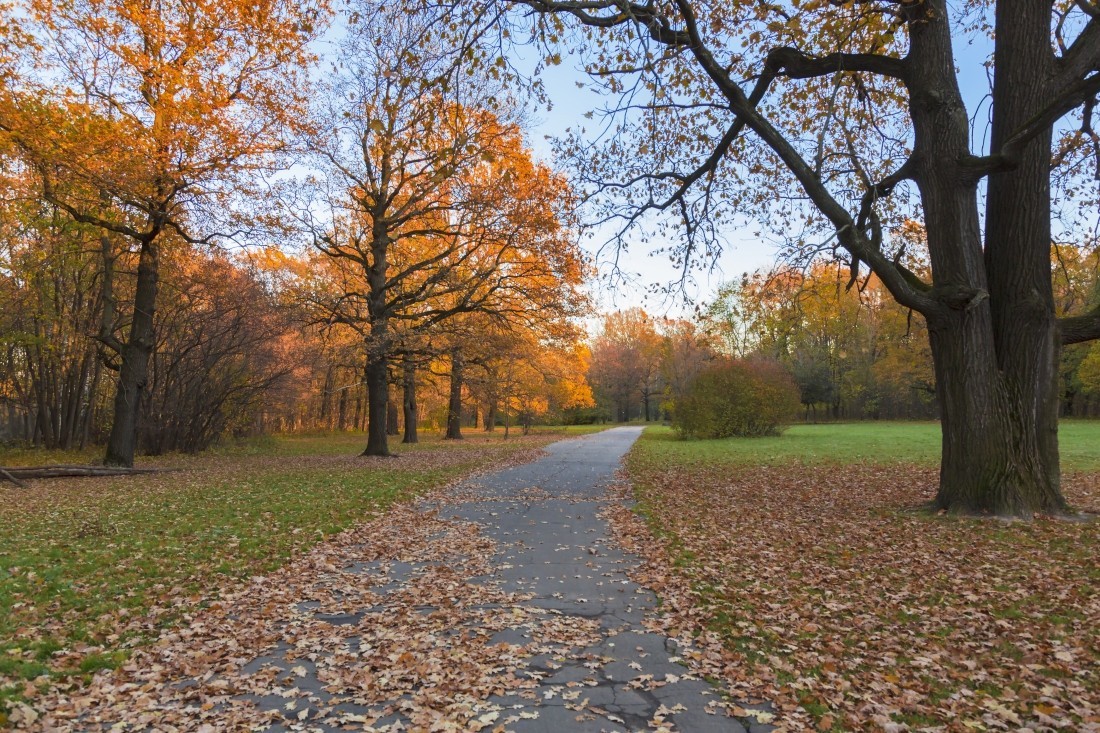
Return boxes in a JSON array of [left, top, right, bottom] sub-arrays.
[[673, 359, 800, 439]]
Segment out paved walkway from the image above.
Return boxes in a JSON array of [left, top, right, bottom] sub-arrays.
[[438, 427, 753, 732], [188, 428, 771, 731]]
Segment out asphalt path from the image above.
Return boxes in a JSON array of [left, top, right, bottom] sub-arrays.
[[235, 427, 770, 732]]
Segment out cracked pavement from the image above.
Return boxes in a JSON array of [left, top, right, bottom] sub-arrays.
[[53, 429, 783, 730], [182, 427, 774, 732]]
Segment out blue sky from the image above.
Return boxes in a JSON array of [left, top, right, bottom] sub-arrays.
[[519, 54, 775, 316]]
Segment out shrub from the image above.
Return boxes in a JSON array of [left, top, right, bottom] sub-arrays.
[[673, 358, 799, 439]]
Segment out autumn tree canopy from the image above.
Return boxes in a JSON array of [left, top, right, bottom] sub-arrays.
[[0, 0, 327, 466], [291, 1, 588, 456]]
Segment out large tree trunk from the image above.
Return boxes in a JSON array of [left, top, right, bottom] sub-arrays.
[[103, 238, 158, 467], [362, 228, 392, 457], [363, 351, 390, 456], [483, 399, 496, 432], [977, 0, 1065, 514], [908, 0, 1068, 516], [927, 313, 1067, 515], [402, 360, 418, 444], [446, 347, 463, 440]]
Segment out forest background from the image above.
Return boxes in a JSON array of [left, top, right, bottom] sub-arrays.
[[1, 0, 1099, 459]]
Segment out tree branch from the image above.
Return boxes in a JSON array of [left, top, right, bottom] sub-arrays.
[[963, 71, 1100, 176], [1058, 13, 1100, 85], [36, 166, 149, 242], [764, 46, 907, 82], [513, 0, 934, 314], [1060, 306, 1100, 345], [520, 0, 691, 44]]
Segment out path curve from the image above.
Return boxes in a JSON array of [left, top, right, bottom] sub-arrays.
[[249, 426, 762, 732], [49, 428, 774, 732]]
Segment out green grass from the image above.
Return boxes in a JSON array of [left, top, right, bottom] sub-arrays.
[[0, 430, 558, 718], [527, 423, 615, 436], [646, 419, 1100, 471], [0, 424, 609, 464]]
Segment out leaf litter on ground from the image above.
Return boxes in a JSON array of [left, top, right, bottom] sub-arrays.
[[0, 433, 559, 726], [615, 444, 1099, 732]]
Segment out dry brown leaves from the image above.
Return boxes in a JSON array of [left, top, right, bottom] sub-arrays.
[[607, 464, 1099, 732], [27, 495, 604, 731], [4, 437, 559, 730]]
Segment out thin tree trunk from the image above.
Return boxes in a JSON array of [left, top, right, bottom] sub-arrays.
[[387, 386, 400, 436], [446, 347, 463, 440], [484, 400, 496, 432], [104, 238, 159, 467], [320, 365, 335, 428], [402, 360, 418, 444], [337, 384, 348, 431], [81, 357, 101, 449]]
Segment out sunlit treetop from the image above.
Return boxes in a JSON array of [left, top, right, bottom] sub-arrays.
[[1, 0, 330, 239]]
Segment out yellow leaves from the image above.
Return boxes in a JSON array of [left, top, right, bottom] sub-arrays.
[[12, 0, 329, 213]]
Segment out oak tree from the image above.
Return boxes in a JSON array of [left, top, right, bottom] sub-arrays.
[[477, 0, 1100, 515], [300, 2, 587, 455]]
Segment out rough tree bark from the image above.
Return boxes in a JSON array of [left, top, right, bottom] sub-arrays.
[[103, 238, 159, 467], [362, 225, 392, 457], [446, 347, 464, 440], [363, 340, 390, 456], [909, 0, 1068, 515]]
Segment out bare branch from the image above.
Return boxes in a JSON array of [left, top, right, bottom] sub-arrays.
[[1060, 305, 1100, 344], [964, 71, 1100, 176]]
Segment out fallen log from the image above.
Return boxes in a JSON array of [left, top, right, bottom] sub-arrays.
[[0, 465, 175, 486], [0, 468, 28, 489]]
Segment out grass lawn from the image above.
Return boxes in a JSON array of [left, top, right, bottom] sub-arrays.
[[0, 429, 562, 720], [642, 419, 1100, 471], [625, 422, 1100, 730], [528, 423, 615, 436]]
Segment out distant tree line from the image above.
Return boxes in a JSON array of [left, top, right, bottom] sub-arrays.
[[584, 241, 1100, 426]]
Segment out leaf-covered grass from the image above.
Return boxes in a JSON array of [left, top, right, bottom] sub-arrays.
[[0, 430, 556, 719], [625, 424, 1100, 730], [648, 419, 1100, 471], [528, 423, 615, 436]]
